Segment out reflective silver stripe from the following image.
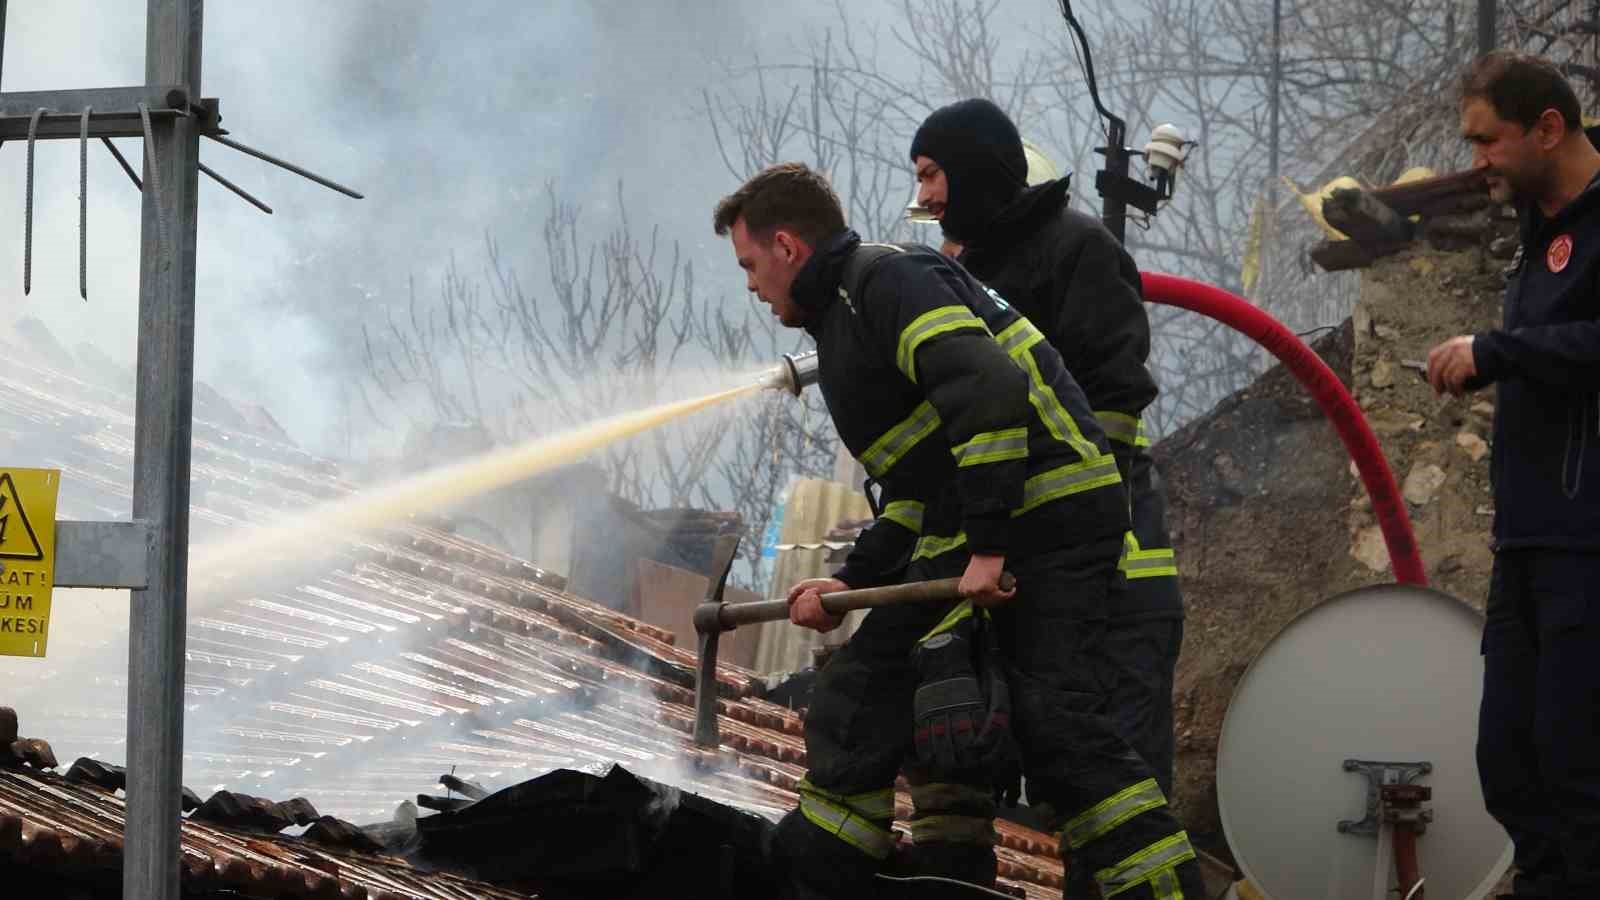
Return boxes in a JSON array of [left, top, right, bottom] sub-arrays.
[[859, 401, 941, 477], [799, 779, 895, 819], [1121, 548, 1178, 579], [918, 599, 976, 642], [1014, 456, 1122, 516], [1095, 410, 1149, 448], [881, 500, 925, 534], [995, 316, 1103, 460], [1017, 349, 1102, 460], [1061, 778, 1168, 849], [951, 427, 1029, 467], [1151, 869, 1183, 900], [1096, 831, 1198, 898], [912, 531, 968, 562], [897, 305, 988, 381], [799, 793, 895, 859], [994, 317, 1045, 359]]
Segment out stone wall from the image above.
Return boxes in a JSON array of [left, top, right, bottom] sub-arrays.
[[1156, 201, 1516, 860]]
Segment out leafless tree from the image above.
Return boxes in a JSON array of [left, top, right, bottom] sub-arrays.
[[701, 0, 1600, 439], [361, 180, 837, 579]]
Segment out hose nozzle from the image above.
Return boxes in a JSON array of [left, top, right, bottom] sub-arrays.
[[767, 351, 819, 396]]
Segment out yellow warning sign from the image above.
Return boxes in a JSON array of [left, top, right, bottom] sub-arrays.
[[0, 468, 59, 657]]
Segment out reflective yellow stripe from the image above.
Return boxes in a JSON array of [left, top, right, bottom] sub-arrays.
[[1096, 831, 1197, 898], [1016, 345, 1102, 460], [897, 306, 989, 382], [1013, 456, 1123, 516], [912, 531, 968, 562], [798, 779, 896, 819], [1061, 778, 1168, 849], [1152, 869, 1183, 900], [798, 779, 896, 859], [952, 427, 1029, 467], [800, 795, 895, 859], [1120, 531, 1178, 579], [860, 401, 941, 477], [1122, 548, 1178, 579], [1095, 410, 1151, 448], [995, 318, 1045, 359], [881, 500, 925, 534], [918, 599, 975, 642]]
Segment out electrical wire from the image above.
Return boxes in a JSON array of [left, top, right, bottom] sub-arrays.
[[1060, 6, 1109, 139], [1403, 878, 1426, 900], [1057, 0, 1117, 126]]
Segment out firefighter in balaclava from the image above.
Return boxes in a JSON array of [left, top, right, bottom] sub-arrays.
[[714, 161, 1204, 898], [909, 97, 1187, 894]]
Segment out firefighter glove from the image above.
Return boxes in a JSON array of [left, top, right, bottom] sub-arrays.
[[910, 600, 1019, 778]]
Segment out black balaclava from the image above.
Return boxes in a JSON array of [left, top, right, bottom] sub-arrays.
[[909, 98, 1028, 244]]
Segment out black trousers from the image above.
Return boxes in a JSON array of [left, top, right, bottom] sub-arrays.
[[1103, 616, 1183, 800], [781, 537, 1205, 898], [1478, 549, 1600, 898]]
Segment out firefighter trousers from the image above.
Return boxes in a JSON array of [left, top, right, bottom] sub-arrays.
[[1478, 549, 1600, 898], [776, 536, 1205, 898]]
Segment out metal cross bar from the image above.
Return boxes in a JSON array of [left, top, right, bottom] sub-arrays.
[[102, 137, 143, 189], [206, 133, 364, 199], [53, 520, 154, 589], [0, 86, 194, 139], [198, 162, 271, 214]]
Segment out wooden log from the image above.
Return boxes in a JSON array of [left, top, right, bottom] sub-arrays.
[[1323, 188, 1414, 245], [1370, 167, 1490, 217], [1309, 238, 1409, 272]]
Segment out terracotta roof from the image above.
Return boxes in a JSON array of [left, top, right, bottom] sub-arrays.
[[1, 333, 1067, 897], [0, 761, 536, 900]]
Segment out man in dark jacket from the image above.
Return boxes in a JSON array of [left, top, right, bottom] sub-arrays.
[[1426, 52, 1600, 899], [909, 99, 1184, 804], [714, 162, 1205, 898]]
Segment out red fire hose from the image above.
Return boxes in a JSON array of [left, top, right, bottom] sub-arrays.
[[1141, 272, 1428, 586]]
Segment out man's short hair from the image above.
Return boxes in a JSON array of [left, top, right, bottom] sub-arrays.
[[712, 162, 846, 247], [1461, 51, 1583, 133]]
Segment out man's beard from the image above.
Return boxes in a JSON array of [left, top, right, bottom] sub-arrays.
[[1495, 167, 1551, 207]]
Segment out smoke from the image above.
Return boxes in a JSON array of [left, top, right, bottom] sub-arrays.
[[0, 0, 1065, 821], [0, 0, 853, 458]]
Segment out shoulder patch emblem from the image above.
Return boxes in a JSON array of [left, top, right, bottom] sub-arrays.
[[1548, 233, 1573, 273]]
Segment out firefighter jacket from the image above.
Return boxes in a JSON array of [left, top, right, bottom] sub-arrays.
[[792, 229, 1130, 588], [1475, 173, 1600, 549], [958, 178, 1182, 619], [957, 177, 1158, 436]]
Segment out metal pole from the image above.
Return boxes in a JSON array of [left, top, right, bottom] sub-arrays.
[[1266, 0, 1282, 298], [1102, 118, 1129, 244], [1478, 0, 1495, 56], [125, 0, 201, 898], [1269, 0, 1281, 190], [0, 1, 8, 89]]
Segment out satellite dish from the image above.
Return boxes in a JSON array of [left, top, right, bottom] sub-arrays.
[[1216, 584, 1512, 900]]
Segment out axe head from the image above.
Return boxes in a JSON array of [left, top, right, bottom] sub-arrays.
[[693, 533, 742, 748]]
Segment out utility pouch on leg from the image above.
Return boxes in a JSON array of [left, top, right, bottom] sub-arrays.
[[911, 600, 1019, 778]]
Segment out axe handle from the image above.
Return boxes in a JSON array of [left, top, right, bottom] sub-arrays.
[[706, 573, 1015, 630]]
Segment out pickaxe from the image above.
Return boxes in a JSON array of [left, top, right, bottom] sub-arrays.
[[690, 533, 1013, 748]]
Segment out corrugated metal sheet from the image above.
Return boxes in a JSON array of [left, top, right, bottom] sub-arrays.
[[0, 338, 1068, 896], [753, 479, 873, 674]]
